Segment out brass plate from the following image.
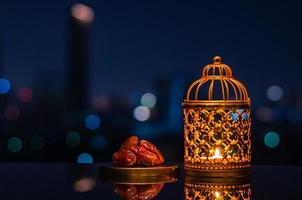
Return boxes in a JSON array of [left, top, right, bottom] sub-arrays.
[[99, 163, 179, 184]]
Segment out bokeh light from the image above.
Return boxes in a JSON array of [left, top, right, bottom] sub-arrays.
[[266, 85, 283, 101], [66, 131, 81, 147], [264, 131, 280, 148], [73, 178, 96, 192], [256, 106, 273, 122], [141, 93, 157, 108], [85, 114, 100, 130], [17, 87, 33, 103], [133, 106, 151, 121], [71, 3, 94, 23], [30, 135, 45, 151], [92, 96, 110, 111], [4, 105, 20, 121], [0, 78, 11, 94], [77, 153, 93, 164], [7, 137, 23, 152], [90, 135, 107, 150]]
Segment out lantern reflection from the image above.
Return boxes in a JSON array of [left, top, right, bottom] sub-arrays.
[[184, 176, 251, 200]]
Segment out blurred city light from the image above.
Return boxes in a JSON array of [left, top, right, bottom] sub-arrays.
[[92, 96, 110, 111], [77, 153, 93, 163], [0, 78, 11, 94], [71, 3, 94, 23], [90, 135, 107, 150], [133, 106, 151, 121], [17, 87, 33, 103], [66, 131, 81, 147], [141, 93, 157, 108], [7, 137, 23, 152], [73, 178, 96, 192], [256, 106, 273, 122], [30, 135, 45, 151], [264, 131, 280, 148], [84, 114, 100, 130], [4, 105, 20, 121], [266, 85, 283, 101]]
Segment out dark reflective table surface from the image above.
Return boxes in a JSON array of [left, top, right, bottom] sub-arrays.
[[1, 163, 300, 199]]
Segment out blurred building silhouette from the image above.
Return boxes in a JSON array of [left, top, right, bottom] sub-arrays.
[[66, 4, 94, 111]]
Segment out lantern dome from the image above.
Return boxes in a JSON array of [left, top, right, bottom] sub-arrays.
[[185, 56, 250, 104]]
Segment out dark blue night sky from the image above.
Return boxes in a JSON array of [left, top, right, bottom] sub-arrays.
[[0, 0, 301, 99]]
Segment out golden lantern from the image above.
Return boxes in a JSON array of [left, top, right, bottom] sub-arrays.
[[183, 56, 251, 177], [184, 176, 251, 200]]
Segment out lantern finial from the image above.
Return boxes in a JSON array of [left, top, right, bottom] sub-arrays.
[[213, 56, 222, 64]]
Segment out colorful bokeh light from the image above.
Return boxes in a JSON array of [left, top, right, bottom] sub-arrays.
[[0, 78, 11, 94], [133, 106, 151, 121], [264, 131, 280, 148], [71, 3, 94, 23], [92, 96, 110, 111], [141, 93, 157, 108], [66, 131, 81, 147], [7, 137, 23, 152], [266, 85, 283, 101], [84, 114, 100, 130], [77, 153, 93, 164], [17, 87, 33, 103], [73, 178, 96, 192]]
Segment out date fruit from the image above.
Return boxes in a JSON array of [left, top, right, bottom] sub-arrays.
[[112, 136, 165, 167]]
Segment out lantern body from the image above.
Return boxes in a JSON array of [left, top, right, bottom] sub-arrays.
[[183, 56, 251, 176]]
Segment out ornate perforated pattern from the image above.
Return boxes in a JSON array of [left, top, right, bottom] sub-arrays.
[[185, 183, 251, 200], [183, 106, 251, 170]]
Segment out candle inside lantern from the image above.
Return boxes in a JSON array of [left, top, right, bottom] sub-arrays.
[[211, 149, 223, 159], [214, 191, 221, 199], [201, 148, 223, 160]]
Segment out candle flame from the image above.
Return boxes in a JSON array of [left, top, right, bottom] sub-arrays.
[[212, 148, 223, 159]]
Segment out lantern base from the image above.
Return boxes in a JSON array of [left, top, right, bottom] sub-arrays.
[[184, 167, 250, 178]]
